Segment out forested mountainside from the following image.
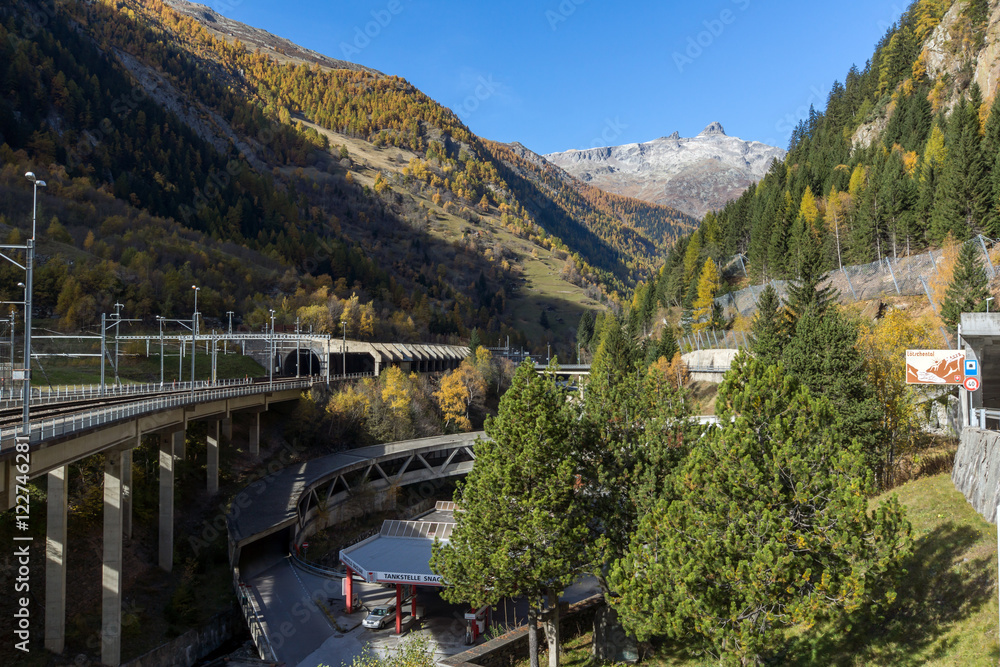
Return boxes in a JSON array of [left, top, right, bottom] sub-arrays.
[[654, 0, 1000, 314], [0, 0, 694, 353]]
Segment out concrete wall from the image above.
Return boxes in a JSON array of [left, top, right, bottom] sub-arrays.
[[952, 427, 1000, 523], [441, 595, 603, 667], [122, 608, 242, 667], [682, 349, 738, 383]]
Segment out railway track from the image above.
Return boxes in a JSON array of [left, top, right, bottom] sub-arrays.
[[0, 377, 320, 430]]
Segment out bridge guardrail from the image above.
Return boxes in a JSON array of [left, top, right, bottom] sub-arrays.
[[234, 569, 277, 662], [972, 408, 1000, 430], [0, 377, 255, 409], [0, 373, 375, 445]]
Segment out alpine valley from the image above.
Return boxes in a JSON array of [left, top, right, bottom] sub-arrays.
[[0, 0, 698, 357]]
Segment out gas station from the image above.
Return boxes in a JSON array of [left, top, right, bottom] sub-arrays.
[[339, 501, 491, 641]]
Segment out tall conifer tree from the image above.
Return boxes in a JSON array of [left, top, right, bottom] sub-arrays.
[[432, 362, 586, 667], [941, 240, 992, 328]]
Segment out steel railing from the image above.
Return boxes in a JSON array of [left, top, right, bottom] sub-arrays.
[[971, 408, 1000, 431], [0, 377, 254, 409], [234, 569, 277, 662], [0, 373, 374, 445]]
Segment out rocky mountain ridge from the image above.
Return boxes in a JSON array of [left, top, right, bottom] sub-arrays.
[[162, 0, 378, 73], [544, 123, 786, 219]]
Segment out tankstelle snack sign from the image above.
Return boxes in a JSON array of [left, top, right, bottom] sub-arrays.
[[905, 350, 966, 385]]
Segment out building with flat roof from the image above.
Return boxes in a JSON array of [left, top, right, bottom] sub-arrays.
[[340, 502, 489, 636]]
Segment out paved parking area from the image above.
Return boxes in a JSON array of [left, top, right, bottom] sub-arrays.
[[297, 575, 602, 667], [245, 542, 601, 667], [299, 581, 474, 667]]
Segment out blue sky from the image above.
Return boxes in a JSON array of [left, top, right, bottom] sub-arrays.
[[215, 0, 908, 154]]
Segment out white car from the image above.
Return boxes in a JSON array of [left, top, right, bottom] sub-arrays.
[[362, 603, 396, 629]]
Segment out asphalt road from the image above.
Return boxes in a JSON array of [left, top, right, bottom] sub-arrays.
[[246, 533, 602, 667]]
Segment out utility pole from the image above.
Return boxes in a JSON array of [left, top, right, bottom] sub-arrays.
[[113, 302, 124, 386], [22, 172, 45, 436], [157, 316, 164, 386], [100, 313, 106, 396], [225, 310, 234, 356], [191, 285, 199, 395], [269, 309, 276, 386], [8, 310, 14, 400], [341, 320, 346, 378], [211, 331, 218, 385]]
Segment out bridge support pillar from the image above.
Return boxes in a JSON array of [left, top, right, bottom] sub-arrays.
[[174, 426, 186, 460], [207, 420, 220, 495], [44, 465, 68, 654], [222, 416, 233, 443], [101, 450, 124, 667], [248, 412, 260, 456], [159, 433, 176, 572], [122, 446, 133, 541]]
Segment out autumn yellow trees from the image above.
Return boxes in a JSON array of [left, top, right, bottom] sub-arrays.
[[857, 306, 939, 487], [691, 258, 719, 332], [434, 355, 489, 432]]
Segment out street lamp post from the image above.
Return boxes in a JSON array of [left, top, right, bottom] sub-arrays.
[[191, 286, 200, 395], [22, 172, 45, 435], [341, 320, 346, 378]]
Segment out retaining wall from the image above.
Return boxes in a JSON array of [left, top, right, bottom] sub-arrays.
[[122, 607, 242, 667], [952, 427, 1000, 523]]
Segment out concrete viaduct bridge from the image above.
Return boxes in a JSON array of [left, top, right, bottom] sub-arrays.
[[0, 339, 468, 666], [223, 334, 469, 377]]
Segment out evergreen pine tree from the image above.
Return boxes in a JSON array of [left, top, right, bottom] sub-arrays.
[[468, 328, 482, 355], [608, 355, 912, 663], [656, 327, 679, 362], [785, 238, 837, 324], [576, 311, 596, 354], [941, 240, 992, 328], [431, 362, 586, 667], [782, 305, 887, 484], [749, 284, 786, 367], [766, 191, 793, 278], [985, 93, 1000, 235], [931, 96, 988, 239]]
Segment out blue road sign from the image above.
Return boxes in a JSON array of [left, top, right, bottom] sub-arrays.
[[966, 359, 980, 377]]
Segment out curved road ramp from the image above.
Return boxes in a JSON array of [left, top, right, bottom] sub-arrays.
[[227, 432, 485, 665]]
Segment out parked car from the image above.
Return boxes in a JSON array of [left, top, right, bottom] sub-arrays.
[[362, 602, 397, 629]]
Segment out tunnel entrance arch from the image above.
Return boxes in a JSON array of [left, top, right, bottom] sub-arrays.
[[282, 349, 323, 376]]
